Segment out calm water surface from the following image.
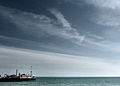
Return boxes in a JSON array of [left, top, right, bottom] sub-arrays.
[[0, 77, 120, 86]]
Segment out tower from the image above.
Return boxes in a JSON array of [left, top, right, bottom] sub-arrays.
[[16, 69, 18, 76], [30, 66, 32, 77]]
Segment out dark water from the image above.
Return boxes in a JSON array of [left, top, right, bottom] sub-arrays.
[[0, 77, 120, 86]]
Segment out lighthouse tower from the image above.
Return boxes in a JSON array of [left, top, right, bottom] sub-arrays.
[[30, 66, 32, 77]]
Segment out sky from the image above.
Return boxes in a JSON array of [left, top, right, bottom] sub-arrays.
[[0, 0, 120, 77]]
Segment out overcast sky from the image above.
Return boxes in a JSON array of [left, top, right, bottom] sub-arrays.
[[0, 0, 120, 76]]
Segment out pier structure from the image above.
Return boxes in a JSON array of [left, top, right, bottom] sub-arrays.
[[0, 66, 36, 82]]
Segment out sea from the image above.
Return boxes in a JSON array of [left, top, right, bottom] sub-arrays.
[[0, 77, 120, 86]]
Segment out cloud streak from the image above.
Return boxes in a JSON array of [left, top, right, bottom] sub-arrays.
[[1, 5, 120, 54], [0, 6, 85, 46], [49, 8, 85, 43], [0, 5, 107, 48]]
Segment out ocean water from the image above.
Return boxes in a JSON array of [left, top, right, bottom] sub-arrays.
[[0, 77, 120, 86]]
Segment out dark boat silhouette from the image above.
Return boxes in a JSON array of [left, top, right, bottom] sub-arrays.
[[0, 66, 36, 82]]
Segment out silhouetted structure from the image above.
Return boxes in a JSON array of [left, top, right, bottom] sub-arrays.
[[0, 67, 36, 82]]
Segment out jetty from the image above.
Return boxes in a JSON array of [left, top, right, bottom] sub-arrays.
[[0, 66, 36, 82]]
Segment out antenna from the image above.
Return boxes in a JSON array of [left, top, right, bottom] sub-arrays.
[[30, 66, 32, 77]]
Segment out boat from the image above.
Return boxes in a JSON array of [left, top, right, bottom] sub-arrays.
[[0, 66, 36, 82]]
